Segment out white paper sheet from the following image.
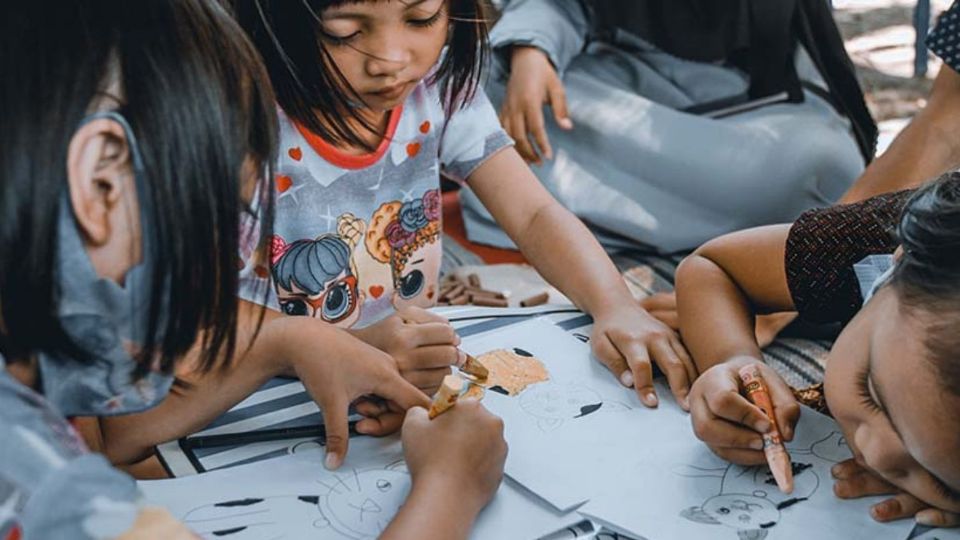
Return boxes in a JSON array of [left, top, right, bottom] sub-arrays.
[[140, 435, 579, 540]]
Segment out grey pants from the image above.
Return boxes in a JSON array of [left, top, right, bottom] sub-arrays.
[[461, 39, 865, 253]]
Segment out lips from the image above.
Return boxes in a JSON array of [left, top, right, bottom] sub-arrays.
[[369, 82, 409, 101]]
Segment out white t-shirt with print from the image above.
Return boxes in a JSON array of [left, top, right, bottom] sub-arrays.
[[239, 78, 512, 328]]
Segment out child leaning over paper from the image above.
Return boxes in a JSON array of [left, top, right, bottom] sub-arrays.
[[675, 172, 960, 528]]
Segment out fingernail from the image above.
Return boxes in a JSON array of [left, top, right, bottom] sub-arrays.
[[453, 334, 462, 346], [750, 438, 764, 450], [754, 419, 771, 433], [324, 452, 341, 471], [559, 118, 573, 129], [680, 396, 690, 410], [457, 350, 467, 367], [620, 371, 634, 387], [643, 391, 659, 407], [831, 464, 842, 478]]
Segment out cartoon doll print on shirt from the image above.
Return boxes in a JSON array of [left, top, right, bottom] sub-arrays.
[[365, 189, 442, 310], [270, 214, 366, 328]]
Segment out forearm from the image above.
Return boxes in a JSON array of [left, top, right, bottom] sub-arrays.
[[512, 202, 629, 316], [841, 66, 960, 203], [490, 0, 588, 74], [380, 476, 484, 540], [676, 226, 796, 372], [99, 302, 299, 464]]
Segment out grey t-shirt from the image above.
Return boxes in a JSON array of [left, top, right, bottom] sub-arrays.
[[0, 355, 141, 539]]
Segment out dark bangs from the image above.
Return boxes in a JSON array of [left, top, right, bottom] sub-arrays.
[[0, 0, 278, 375], [230, 0, 490, 151]]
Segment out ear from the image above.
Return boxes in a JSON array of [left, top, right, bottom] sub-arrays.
[[66, 117, 132, 246], [680, 506, 720, 525]]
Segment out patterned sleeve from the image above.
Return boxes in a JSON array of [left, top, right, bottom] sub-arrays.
[[927, 1, 960, 73], [784, 190, 911, 324], [438, 87, 514, 183], [0, 371, 142, 540]]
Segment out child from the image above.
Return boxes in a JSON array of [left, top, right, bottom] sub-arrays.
[[231, 0, 695, 409], [675, 173, 960, 528], [0, 1, 505, 537]]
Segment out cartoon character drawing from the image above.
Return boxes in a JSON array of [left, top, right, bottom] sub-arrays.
[[366, 189, 442, 310], [519, 381, 631, 432], [677, 432, 850, 539], [180, 463, 410, 540], [270, 214, 366, 328]]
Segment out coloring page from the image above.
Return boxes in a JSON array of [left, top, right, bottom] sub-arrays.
[[577, 408, 914, 540], [140, 436, 580, 539], [462, 319, 690, 511]]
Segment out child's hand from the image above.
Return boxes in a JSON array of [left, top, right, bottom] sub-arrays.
[[591, 302, 697, 409], [689, 357, 800, 465], [401, 400, 507, 514], [278, 319, 430, 470], [352, 306, 463, 395], [501, 46, 573, 165], [832, 458, 960, 527]]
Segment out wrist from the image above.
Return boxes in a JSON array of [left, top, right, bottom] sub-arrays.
[[510, 45, 550, 68], [412, 469, 488, 517]]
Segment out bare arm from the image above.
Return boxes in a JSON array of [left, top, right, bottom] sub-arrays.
[[675, 225, 796, 373], [468, 149, 696, 408], [841, 65, 960, 203], [99, 301, 428, 466]]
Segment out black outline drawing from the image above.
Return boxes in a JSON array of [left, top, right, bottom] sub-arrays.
[[519, 382, 632, 432], [180, 460, 411, 539], [676, 432, 849, 540]]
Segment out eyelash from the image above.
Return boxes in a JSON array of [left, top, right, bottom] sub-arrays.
[[933, 478, 960, 504], [321, 7, 444, 45], [856, 367, 883, 413]]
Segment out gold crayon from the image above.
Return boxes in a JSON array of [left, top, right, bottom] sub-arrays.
[[738, 365, 794, 493]]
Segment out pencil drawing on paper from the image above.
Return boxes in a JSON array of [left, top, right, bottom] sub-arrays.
[[519, 382, 632, 432], [179, 461, 411, 539], [676, 432, 849, 540]]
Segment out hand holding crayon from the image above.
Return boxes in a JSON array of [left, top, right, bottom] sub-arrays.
[[739, 364, 794, 493]]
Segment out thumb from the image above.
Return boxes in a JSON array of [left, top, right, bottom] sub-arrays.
[[547, 79, 573, 130], [404, 405, 430, 429], [321, 395, 350, 470], [376, 371, 431, 411]]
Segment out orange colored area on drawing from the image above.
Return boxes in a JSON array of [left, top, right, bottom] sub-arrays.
[[474, 349, 549, 396]]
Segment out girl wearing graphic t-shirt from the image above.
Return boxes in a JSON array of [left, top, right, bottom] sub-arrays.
[[230, 0, 696, 425]]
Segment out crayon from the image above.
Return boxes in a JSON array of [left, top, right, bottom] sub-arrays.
[[738, 365, 794, 493], [428, 374, 464, 419], [520, 291, 550, 307], [461, 353, 489, 380]]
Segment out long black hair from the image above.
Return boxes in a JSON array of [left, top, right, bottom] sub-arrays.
[[229, 0, 490, 151], [0, 0, 278, 375], [891, 171, 960, 396]]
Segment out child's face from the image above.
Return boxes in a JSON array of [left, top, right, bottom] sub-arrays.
[[320, 0, 449, 112], [824, 286, 960, 513]]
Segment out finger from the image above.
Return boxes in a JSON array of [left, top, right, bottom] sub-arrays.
[[400, 366, 452, 390], [526, 107, 553, 161], [374, 370, 431, 411], [511, 113, 540, 164], [403, 405, 430, 430], [671, 337, 699, 390], [704, 388, 772, 434], [760, 365, 802, 441], [403, 345, 460, 370], [871, 493, 929, 523], [547, 79, 573, 130], [648, 310, 679, 330], [399, 306, 449, 325], [650, 339, 690, 409], [640, 292, 677, 312], [831, 458, 868, 480], [320, 396, 350, 470], [353, 398, 388, 418], [355, 411, 405, 436], [592, 334, 632, 389], [690, 395, 765, 451], [917, 508, 960, 528], [404, 322, 459, 348], [618, 340, 658, 407], [833, 470, 898, 499]]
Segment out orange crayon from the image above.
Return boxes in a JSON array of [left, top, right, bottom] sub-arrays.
[[428, 374, 464, 419], [738, 365, 794, 493]]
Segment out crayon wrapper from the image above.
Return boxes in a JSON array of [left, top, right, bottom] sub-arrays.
[[739, 368, 785, 441]]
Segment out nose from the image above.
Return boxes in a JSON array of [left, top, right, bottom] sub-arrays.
[[363, 39, 410, 79]]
